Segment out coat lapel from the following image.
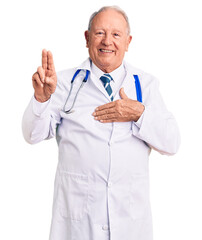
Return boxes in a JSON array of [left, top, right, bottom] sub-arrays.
[[76, 59, 141, 102]]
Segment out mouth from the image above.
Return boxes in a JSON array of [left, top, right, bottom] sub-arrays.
[[99, 49, 114, 53]]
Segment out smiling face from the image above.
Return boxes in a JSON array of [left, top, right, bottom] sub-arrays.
[[85, 9, 132, 73]]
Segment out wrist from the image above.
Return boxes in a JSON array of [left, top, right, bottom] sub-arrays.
[[134, 103, 145, 122], [34, 93, 51, 103]]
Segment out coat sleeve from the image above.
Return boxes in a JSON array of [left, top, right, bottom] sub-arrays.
[[132, 74, 180, 155], [22, 72, 66, 144], [22, 97, 59, 144]]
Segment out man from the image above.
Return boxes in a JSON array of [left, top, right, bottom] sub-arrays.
[[22, 6, 180, 240]]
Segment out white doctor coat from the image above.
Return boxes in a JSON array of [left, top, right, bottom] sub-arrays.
[[22, 58, 180, 240]]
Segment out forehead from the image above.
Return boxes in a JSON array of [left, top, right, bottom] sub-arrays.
[[91, 9, 128, 31]]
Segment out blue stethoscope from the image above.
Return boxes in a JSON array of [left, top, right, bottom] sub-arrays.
[[63, 69, 142, 113]]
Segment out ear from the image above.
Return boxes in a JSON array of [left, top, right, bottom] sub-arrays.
[[125, 35, 132, 52], [84, 31, 90, 48]]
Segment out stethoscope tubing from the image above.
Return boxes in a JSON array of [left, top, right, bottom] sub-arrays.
[[63, 81, 85, 113], [63, 70, 142, 114], [63, 69, 90, 113]]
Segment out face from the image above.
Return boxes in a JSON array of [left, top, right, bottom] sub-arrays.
[[85, 9, 132, 73]]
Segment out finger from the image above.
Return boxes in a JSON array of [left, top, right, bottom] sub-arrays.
[[95, 113, 118, 121], [99, 116, 127, 123], [44, 77, 56, 87], [44, 76, 52, 85], [47, 50, 55, 71], [100, 119, 117, 123], [95, 101, 115, 111], [46, 69, 54, 77], [99, 118, 127, 123], [93, 107, 116, 117], [32, 72, 43, 88], [119, 88, 128, 99], [37, 66, 45, 83], [42, 49, 48, 70]]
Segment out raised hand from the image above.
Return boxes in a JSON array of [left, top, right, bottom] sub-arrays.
[[32, 49, 57, 102]]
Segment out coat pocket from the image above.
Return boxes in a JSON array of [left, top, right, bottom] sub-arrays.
[[129, 174, 150, 220], [58, 171, 89, 221]]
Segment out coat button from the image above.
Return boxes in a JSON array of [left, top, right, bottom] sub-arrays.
[[108, 182, 112, 188], [108, 140, 114, 146], [102, 225, 109, 231]]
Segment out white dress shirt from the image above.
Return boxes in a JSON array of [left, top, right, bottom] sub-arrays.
[[91, 61, 126, 96]]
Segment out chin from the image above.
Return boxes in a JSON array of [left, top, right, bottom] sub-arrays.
[[98, 58, 113, 67]]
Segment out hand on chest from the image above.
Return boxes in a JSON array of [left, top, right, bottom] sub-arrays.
[[59, 74, 141, 140]]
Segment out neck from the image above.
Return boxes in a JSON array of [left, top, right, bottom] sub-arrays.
[[92, 62, 122, 73]]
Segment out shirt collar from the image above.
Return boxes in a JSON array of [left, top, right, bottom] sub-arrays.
[[91, 60, 125, 82], [76, 58, 126, 83]]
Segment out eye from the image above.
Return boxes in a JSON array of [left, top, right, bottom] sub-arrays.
[[113, 33, 120, 38], [96, 31, 104, 36]]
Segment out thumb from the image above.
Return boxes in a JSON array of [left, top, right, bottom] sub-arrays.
[[119, 88, 128, 99], [45, 76, 52, 84]]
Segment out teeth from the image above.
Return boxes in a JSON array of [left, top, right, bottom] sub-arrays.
[[100, 49, 113, 53]]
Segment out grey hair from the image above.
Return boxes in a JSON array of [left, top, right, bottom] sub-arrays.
[[88, 6, 131, 35]]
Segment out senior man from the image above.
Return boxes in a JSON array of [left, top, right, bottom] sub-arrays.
[[22, 6, 180, 240]]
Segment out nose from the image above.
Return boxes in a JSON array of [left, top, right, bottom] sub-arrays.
[[101, 33, 112, 46]]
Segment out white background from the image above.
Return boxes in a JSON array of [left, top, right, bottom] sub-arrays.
[[0, 0, 202, 239]]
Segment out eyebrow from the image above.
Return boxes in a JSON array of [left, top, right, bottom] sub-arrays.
[[94, 28, 123, 33]]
